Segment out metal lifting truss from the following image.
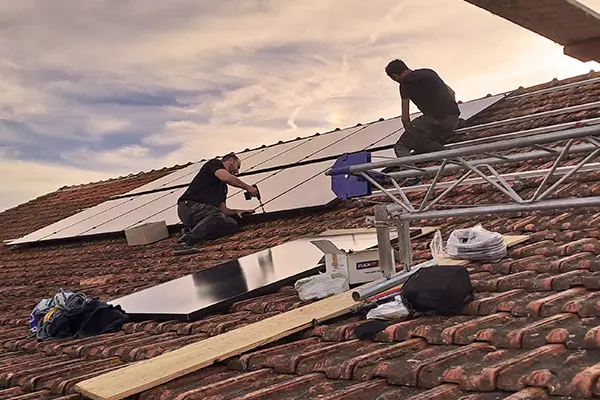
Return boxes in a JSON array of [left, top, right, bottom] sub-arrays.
[[326, 124, 600, 284]]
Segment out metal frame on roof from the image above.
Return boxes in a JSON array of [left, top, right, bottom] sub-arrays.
[[365, 161, 600, 196], [326, 123, 600, 278]]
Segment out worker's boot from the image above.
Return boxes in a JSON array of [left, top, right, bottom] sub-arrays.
[[174, 237, 200, 255], [401, 176, 422, 187]]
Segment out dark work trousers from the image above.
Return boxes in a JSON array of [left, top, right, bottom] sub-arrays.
[[177, 201, 239, 244], [393, 114, 460, 162]]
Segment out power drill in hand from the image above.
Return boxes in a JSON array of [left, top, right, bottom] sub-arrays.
[[244, 184, 265, 212], [244, 184, 260, 200]]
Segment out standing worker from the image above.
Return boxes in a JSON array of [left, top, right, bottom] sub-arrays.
[[174, 152, 258, 255], [384, 59, 462, 183]]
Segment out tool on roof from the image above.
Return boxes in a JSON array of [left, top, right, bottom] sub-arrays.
[[244, 184, 265, 213]]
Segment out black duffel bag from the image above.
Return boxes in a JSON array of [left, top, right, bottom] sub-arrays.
[[401, 265, 474, 316]]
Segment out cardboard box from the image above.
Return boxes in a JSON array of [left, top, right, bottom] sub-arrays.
[[125, 221, 169, 246], [310, 240, 395, 285]]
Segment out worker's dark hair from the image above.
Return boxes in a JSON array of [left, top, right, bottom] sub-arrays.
[[385, 59, 408, 77], [222, 152, 240, 163]]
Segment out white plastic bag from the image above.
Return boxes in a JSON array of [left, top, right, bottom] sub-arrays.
[[366, 295, 410, 320], [294, 272, 349, 301], [430, 230, 449, 259], [445, 223, 506, 262]]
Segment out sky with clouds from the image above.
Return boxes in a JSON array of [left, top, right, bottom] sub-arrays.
[[1, 0, 600, 212]]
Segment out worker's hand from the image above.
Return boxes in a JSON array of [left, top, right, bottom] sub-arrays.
[[236, 209, 255, 218], [247, 185, 259, 197]]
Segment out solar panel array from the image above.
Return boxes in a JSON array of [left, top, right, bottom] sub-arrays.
[[7, 94, 505, 245]]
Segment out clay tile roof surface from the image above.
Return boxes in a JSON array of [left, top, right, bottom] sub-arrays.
[[1, 71, 600, 399]]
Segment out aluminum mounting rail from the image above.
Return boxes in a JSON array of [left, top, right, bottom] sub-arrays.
[[365, 161, 600, 196], [384, 143, 597, 180], [388, 196, 600, 221]]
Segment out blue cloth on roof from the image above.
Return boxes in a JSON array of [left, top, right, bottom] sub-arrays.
[[28, 288, 74, 335], [29, 289, 129, 341]]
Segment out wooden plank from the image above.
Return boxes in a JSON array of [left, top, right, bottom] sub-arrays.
[[76, 233, 529, 400], [75, 282, 368, 400], [435, 235, 530, 266]]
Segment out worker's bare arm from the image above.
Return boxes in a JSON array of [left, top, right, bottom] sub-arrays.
[[220, 202, 254, 218], [214, 169, 254, 192], [401, 99, 410, 127]]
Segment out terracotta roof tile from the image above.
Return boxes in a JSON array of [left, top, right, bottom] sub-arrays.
[[0, 387, 30, 399], [316, 379, 423, 400], [2, 390, 60, 400], [510, 70, 600, 96], [467, 83, 600, 126], [1, 73, 600, 399]]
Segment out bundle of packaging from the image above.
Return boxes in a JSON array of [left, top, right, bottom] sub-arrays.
[[430, 223, 506, 263]]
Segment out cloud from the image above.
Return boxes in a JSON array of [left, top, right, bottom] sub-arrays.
[[0, 156, 115, 213], [86, 116, 131, 136], [61, 145, 156, 171], [1, 0, 600, 212]]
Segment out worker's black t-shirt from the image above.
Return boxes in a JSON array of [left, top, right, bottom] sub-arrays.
[[178, 158, 227, 207], [400, 69, 460, 119]]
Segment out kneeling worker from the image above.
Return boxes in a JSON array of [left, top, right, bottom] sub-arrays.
[[174, 152, 258, 255], [384, 59, 461, 183]]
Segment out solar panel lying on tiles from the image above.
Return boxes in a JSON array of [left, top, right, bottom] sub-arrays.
[[109, 229, 400, 321]]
